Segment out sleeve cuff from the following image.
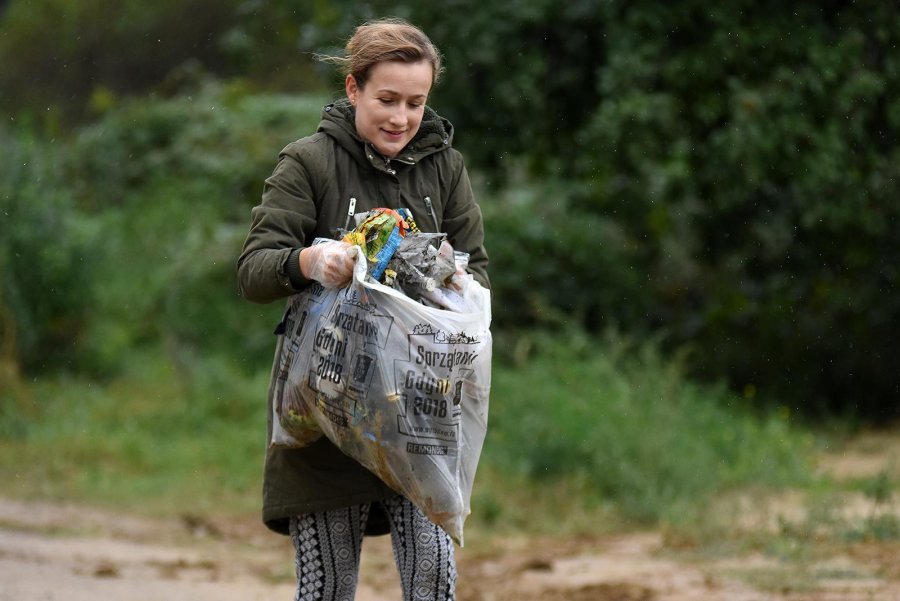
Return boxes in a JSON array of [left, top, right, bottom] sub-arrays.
[[285, 248, 309, 289]]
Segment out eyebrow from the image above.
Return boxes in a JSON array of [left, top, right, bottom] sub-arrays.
[[377, 89, 427, 101]]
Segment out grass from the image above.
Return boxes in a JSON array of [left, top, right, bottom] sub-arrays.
[[655, 427, 900, 595], [1, 351, 269, 518], [1, 329, 819, 536], [476, 327, 815, 531]]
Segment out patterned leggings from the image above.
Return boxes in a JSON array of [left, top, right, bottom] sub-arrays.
[[289, 494, 457, 601]]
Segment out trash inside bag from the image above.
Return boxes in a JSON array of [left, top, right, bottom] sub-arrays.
[[271, 241, 492, 546], [342, 207, 413, 280]]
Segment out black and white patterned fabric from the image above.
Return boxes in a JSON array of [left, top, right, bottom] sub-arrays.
[[290, 494, 456, 601]]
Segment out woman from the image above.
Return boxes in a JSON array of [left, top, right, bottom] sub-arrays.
[[237, 18, 488, 601]]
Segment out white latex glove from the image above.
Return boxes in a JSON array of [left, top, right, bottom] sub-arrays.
[[448, 265, 472, 293], [299, 240, 357, 289]]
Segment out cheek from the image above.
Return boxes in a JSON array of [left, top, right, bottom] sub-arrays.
[[356, 105, 377, 130], [369, 105, 394, 128], [408, 112, 425, 133]]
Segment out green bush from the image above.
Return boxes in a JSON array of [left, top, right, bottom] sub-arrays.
[[1, 86, 327, 376], [481, 175, 648, 332], [483, 329, 813, 524], [571, 3, 900, 416], [0, 129, 98, 371]]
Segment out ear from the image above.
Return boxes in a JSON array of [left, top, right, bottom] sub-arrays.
[[345, 74, 358, 106]]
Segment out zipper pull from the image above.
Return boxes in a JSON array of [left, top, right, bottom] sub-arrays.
[[384, 157, 396, 175], [423, 196, 438, 232], [345, 197, 357, 231]]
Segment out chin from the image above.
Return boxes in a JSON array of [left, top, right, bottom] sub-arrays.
[[378, 144, 403, 158], [377, 136, 411, 156]]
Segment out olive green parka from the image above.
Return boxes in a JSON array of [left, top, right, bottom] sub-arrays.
[[237, 99, 489, 536]]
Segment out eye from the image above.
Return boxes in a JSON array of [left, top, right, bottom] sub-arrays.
[[379, 98, 394, 105]]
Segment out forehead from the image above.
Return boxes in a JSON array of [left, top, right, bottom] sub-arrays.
[[366, 60, 433, 96]]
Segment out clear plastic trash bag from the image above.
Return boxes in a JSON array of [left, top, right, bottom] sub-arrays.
[[270, 243, 492, 545]]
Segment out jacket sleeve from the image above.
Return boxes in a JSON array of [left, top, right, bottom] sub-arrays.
[[236, 143, 319, 304], [442, 153, 490, 289]]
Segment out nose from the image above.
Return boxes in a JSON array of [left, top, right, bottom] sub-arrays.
[[388, 105, 408, 127]]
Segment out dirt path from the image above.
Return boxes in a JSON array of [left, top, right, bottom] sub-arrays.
[[0, 497, 399, 601], [0, 495, 737, 601], [1, 492, 898, 601]]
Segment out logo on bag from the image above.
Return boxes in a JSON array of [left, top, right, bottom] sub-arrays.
[[353, 354, 373, 381], [329, 307, 394, 349], [391, 326, 486, 445], [407, 442, 449, 455], [348, 353, 376, 395], [398, 411, 458, 443], [411, 323, 480, 344], [415, 346, 479, 369]]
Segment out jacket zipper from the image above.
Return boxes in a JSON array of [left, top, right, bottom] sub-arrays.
[[344, 197, 357, 231], [423, 196, 439, 232]]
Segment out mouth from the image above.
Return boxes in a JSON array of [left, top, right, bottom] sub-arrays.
[[382, 128, 406, 138]]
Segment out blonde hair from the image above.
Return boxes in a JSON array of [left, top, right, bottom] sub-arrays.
[[319, 18, 444, 89]]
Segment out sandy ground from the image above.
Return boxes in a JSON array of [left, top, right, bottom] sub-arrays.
[[2, 494, 899, 601]]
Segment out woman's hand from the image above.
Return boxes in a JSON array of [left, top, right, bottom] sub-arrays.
[[299, 241, 357, 288]]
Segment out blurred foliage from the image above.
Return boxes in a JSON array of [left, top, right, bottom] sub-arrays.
[[0, 0, 322, 126], [1, 0, 898, 418], [0, 128, 94, 372], [1, 84, 325, 376], [0, 329, 815, 529], [413, 0, 900, 417], [484, 328, 813, 525]]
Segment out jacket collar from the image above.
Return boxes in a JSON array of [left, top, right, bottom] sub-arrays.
[[318, 98, 453, 170]]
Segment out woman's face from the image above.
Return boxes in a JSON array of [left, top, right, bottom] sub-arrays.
[[346, 60, 433, 159]]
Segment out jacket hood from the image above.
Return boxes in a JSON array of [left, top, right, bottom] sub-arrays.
[[318, 98, 454, 165]]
